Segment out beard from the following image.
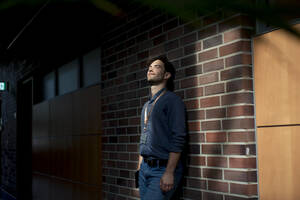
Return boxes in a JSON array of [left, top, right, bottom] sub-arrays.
[[147, 76, 164, 86]]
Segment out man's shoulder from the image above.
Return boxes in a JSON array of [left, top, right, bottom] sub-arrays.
[[165, 91, 184, 103]]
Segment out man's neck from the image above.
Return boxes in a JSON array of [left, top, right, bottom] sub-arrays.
[[151, 84, 166, 97]]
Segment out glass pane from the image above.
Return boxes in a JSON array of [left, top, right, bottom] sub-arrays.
[[58, 59, 79, 95], [43, 71, 55, 100], [82, 48, 101, 87]]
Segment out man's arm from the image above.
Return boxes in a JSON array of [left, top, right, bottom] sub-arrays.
[[137, 155, 143, 170], [160, 152, 181, 192]]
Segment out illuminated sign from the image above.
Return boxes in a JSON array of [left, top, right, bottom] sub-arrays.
[[0, 82, 7, 91]]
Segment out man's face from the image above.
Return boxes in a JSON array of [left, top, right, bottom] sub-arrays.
[[147, 59, 167, 85]]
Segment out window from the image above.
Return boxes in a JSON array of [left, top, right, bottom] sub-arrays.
[[43, 71, 55, 100], [58, 59, 80, 95], [82, 48, 101, 87]]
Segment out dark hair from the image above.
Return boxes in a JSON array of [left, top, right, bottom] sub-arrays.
[[146, 55, 176, 91]]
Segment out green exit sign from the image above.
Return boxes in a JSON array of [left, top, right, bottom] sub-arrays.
[[0, 82, 7, 91]]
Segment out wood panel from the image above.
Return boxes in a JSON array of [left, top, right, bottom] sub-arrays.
[[254, 24, 300, 126], [72, 85, 101, 134], [32, 85, 102, 199], [32, 101, 49, 137], [49, 94, 73, 136], [257, 126, 300, 200]]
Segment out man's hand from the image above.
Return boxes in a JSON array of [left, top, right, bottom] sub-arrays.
[[160, 172, 174, 192]]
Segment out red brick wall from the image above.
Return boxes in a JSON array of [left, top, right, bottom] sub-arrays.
[[101, 7, 257, 200]]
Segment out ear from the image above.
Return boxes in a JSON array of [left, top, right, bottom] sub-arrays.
[[164, 72, 171, 80]]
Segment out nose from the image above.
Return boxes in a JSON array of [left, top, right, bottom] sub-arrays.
[[148, 65, 153, 72]]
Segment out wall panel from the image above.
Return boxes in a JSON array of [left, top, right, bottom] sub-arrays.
[[254, 24, 300, 126], [32, 85, 102, 199], [257, 126, 300, 200], [254, 23, 300, 200]]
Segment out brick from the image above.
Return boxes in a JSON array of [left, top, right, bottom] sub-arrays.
[[139, 40, 152, 51], [184, 21, 202, 34], [186, 178, 206, 189], [164, 40, 179, 51], [205, 83, 225, 96], [137, 51, 149, 61], [153, 34, 167, 46], [167, 48, 183, 60], [189, 144, 201, 154], [207, 157, 228, 168], [221, 92, 253, 105], [119, 119, 128, 126], [129, 117, 140, 126], [219, 15, 254, 33], [220, 41, 251, 56], [225, 54, 252, 67], [127, 144, 138, 152], [140, 21, 153, 33], [118, 153, 129, 160], [184, 42, 202, 55], [227, 105, 254, 117], [230, 183, 257, 196], [185, 65, 202, 76], [203, 11, 223, 26], [224, 144, 256, 155], [126, 127, 138, 134], [202, 144, 221, 154], [149, 45, 165, 57], [203, 35, 223, 49], [187, 110, 205, 120], [208, 180, 229, 193], [203, 192, 223, 200], [188, 121, 201, 131], [206, 132, 227, 143], [183, 188, 202, 199], [186, 87, 203, 98], [168, 27, 183, 40], [200, 96, 220, 107], [206, 108, 226, 119], [224, 28, 252, 43], [222, 118, 254, 130], [149, 25, 162, 38], [199, 72, 219, 85], [180, 33, 197, 46], [198, 25, 217, 39], [229, 158, 257, 169], [225, 170, 257, 182], [153, 14, 167, 26], [203, 168, 222, 179], [136, 33, 148, 43], [227, 79, 253, 92], [189, 156, 206, 166], [228, 131, 255, 142], [201, 120, 221, 131], [203, 59, 224, 73], [198, 49, 218, 62], [189, 133, 205, 143], [181, 77, 198, 88], [184, 99, 199, 110], [163, 18, 178, 31], [187, 167, 201, 177]]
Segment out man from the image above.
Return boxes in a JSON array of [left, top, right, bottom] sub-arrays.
[[137, 55, 187, 200]]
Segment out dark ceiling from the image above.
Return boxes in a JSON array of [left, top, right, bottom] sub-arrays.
[[0, 0, 134, 65]]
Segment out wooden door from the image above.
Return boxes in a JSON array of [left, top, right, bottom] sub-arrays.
[[254, 24, 300, 200]]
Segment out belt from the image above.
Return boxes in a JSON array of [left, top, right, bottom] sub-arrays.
[[143, 158, 168, 168]]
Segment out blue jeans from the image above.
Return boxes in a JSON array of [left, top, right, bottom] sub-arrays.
[[139, 160, 183, 200]]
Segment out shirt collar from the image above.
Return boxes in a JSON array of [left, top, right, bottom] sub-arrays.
[[149, 88, 166, 103]]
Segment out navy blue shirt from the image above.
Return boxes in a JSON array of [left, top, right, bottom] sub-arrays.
[[140, 88, 187, 160]]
